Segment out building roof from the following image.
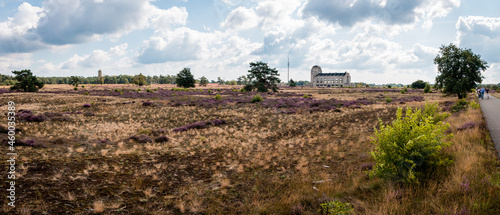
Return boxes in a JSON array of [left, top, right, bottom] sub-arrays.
[[316, 72, 347, 76]]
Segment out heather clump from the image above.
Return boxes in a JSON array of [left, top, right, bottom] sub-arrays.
[[211, 119, 227, 126], [17, 110, 46, 122], [154, 136, 169, 143], [172, 119, 227, 132], [18, 139, 46, 147], [43, 112, 70, 121], [83, 104, 91, 108], [128, 134, 153, 143], [457, 122, 477, 131], [142, 101, 154, 106], [83, 111, 95, 116]]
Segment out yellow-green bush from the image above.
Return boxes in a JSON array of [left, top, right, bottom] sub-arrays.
[[370, 104, 453, 184]]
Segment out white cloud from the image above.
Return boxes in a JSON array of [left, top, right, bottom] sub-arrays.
[[110, 43, 128, 56], [136, 27, 261, 66], [456, 16, 500, 63], [60, 44, 132, 70], [221, 7, 259, 30], [302, 0, 460, 29], [0, 3, 45, 54], [483, 63, 500, 83], [0, 0, 188, 54], [0, 53, 33, 74], [149, 6, 188, 32]]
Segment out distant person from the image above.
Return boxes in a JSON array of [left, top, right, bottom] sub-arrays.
[[486, 88, 490, 99], [480, 87, 486, 99]]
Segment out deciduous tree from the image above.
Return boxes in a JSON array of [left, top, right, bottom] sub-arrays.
[[411, 80, 426, 89], [132, 73, 148, 86], [199, 76, 208, 86], [434, 44, 488, 99]]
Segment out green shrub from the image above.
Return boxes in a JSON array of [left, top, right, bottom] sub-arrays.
[[385, 97, 393, 103], [400, 86, 408, 94], [146, 88, 153, 93], [303, 94, 309, 99], [84, 92, 89, 96], [451, 99, 469, 113], [370, 104, 453, 184], [73, 87, 78, 91], [82, 85, 85, 88], [251, 94, 263, 103], [137, 88, 141, 92], [243, 84, 253, 92], [422, 102, 450, 123], [319, 200, 354, 215], [240, 88, 246, 92], [470, 100, 480, 109], [215, 94, 222, 100], [424, 83, 431, 93]]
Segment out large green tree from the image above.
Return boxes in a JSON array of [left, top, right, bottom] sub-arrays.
[[434, 44, 488, 99], [246, 61, 280, 92], [10, 69, 44, 92], [132, 73, 148, 86], [176, 68, 195, 88], [411, 80, 427, 89], [69, 76, 80, 87]]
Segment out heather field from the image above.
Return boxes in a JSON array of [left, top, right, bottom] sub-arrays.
[[1, 85, 499, 214]]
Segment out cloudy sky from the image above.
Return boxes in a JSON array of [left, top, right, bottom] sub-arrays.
[[0, 0, 499, 84]]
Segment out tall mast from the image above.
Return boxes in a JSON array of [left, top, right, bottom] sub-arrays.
[[287, 54, 290, 84]]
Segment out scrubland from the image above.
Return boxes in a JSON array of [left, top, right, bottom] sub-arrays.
[[0, 85, 498, 214]]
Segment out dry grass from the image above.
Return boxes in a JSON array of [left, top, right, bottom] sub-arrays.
[[0, 86, 498, 214]]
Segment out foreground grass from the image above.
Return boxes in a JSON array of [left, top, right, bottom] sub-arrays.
[[0, 87, 498, 214]]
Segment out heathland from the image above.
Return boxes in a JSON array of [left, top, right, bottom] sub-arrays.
[[1, 84, 499, 214]]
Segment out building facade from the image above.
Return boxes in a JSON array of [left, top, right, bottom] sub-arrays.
[[310, 65, 351, 87]]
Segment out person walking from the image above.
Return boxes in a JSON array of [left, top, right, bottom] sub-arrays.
[[480, 87, 486, 99], [486, 88, 490, 99]]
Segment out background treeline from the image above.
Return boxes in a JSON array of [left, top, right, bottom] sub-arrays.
[[0, 73, 311, 86]]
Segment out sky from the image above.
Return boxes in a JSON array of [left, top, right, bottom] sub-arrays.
[[0, 0, 499, 84]]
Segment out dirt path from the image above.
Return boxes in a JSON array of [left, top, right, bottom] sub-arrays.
[[479, 93, 500, 158]]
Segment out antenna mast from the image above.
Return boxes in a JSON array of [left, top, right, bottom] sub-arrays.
[[287, 54, 290, 84]]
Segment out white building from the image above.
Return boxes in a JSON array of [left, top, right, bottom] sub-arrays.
[[310, 65, 351, 87]]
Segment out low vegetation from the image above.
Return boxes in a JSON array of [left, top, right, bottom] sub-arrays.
[[0, 85, 498, 214]]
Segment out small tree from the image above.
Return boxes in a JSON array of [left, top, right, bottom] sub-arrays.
[[199, 76, 209, 86], [10, 69, 44, 92], [424, 83, 431, 93], [411, 80, 427, 89], [176, 68, 195, 88], [69, 76, 79, 87], [434, 43, 488, 99], [289, 79, 296, 87], [246, 61, 280, 92], [370, 103, 452, 184], [132, 73, 148, 86]]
